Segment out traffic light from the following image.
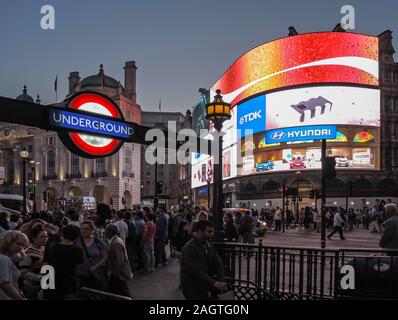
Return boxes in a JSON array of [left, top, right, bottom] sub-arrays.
[[42, 191, 47, 202], [29, 192, 34, 201], [309, 189, 315, 199], [156, 181, 163, 194], [122, 197, 126, 205], [283, 187, 297, 196], [324, 156, 336, 179], [109, 198, 113, 206]]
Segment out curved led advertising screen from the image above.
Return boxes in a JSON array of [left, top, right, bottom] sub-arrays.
[[191, 32, 380, 188]]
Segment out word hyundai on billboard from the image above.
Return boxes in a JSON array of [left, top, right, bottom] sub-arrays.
[[266, 125, 337, 144]]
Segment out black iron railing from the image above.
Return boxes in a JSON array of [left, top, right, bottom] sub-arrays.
[[214, 240, 398, 300], [42, 174, 58, 180], [66, 173, 82, 179], [91, 172, 108, 178], [78, 287, 133, 300]]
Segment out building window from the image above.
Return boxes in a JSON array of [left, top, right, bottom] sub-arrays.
[[47, 136, 55, 145], [96, 158, 105, 174], [385, 96, 391, 110], [47, 151, 56, 177], [6, 160, 14, 184], [124, 146, 132, 174], [71, 154, 80, 176]]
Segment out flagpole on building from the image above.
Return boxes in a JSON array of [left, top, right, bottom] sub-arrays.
[[159, 99, 162, 123], [55, 75, 58, 103]]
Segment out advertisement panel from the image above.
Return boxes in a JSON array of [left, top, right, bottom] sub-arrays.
[[265, 86, 380, 130], [191, 144, 237, 189], [192, 32, 380, 189], [211, 32, 379, 107], [237, 95, 266, 137]]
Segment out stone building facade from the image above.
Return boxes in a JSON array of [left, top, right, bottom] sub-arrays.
[[140, 110, 192, 208], [0, 61, 142, 211]]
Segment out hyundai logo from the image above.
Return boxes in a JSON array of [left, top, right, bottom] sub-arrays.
[[271, 131, 286, 140]]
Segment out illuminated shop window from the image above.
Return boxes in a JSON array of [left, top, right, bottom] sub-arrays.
[[241, 141, 255, 153], [327, 131, 348, 142], [258, 137, 280, 148], [353, 132, 375, 143]]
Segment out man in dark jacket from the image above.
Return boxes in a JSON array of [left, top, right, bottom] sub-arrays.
[[223, 213, 239, 242], [380, 203, 398, 253], [180, 220, 227, 300]]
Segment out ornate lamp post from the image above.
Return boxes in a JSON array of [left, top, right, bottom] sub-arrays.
[[205, 89, 231, 233], [206, 162, 213, 210], [296, 170, 301, 226], [20, 147, 29, 215]]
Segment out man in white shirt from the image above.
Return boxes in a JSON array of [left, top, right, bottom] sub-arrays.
[[327, 210, 346, 240], [113, 211, 129, 243]]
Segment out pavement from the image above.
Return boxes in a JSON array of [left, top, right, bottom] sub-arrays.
[[128, 227, 382, 300]]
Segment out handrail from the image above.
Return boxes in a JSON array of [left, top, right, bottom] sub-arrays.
[[214, 241, 398, 254], [79, 287, 133, 300]]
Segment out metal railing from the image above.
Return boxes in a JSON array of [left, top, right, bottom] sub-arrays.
[[78, 287, 133, 300], [91, 171, 108, 178], [214, 240, 398, 300]]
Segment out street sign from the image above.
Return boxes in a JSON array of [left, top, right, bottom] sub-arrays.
[[0, 92, 211, 159], [54, 92, 126, 158]]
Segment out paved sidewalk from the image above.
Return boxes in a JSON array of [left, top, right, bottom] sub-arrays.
[[129, 254, 184, 300]]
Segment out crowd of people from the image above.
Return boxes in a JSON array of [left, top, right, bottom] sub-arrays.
[[1, 198, 398, 300], [0, 203, 235, 300]]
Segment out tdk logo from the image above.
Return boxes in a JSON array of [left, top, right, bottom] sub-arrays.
[[239, 110, 262, 125], [271, 131, 286, 140]]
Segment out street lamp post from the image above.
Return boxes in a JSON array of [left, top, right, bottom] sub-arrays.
[[20, 147, 29, 215], [29, 160, 39, 213], [206, 163, 213, 210], [296, 171, 301, 226], [205, 89, 231, 234], [206, 177, 211, 210]]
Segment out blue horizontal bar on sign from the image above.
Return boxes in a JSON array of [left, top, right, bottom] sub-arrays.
[[49, 109, 134, 139], [266, 125, 337, 144]]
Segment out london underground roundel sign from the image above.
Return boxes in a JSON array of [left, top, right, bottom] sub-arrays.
[[57, 91, 125, 158]]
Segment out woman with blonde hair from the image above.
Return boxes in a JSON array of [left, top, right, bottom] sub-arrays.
[[0, 230, 29, 299], [19, 224, 49, 299]]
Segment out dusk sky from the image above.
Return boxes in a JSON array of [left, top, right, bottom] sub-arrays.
[[1, 0, 397, 114]]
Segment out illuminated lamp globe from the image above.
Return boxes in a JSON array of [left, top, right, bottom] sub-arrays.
[[205, 89, 231, 130], [20, 147, 29, 159]]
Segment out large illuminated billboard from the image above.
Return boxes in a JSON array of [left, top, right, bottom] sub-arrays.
[[210, 32, 379, 106], [192, 32, 380, 188]]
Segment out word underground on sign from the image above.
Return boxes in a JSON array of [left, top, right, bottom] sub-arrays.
[[49, 109, 134, 139]]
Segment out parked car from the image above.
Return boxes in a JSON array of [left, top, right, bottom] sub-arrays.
[[289, 158, 306, 169], [256, 161, 274, 172]]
